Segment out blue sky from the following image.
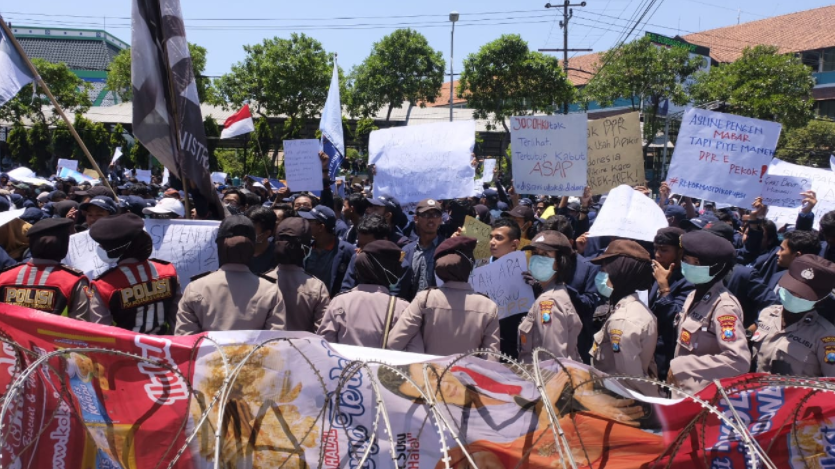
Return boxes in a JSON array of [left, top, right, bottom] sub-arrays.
[[3, 1, 832, 78]]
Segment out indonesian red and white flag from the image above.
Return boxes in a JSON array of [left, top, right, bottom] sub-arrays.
[[220, 104, 255, 139]]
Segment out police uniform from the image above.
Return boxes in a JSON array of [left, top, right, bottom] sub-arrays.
[[517, 285, 582, 364], [266, 264, 330, 332]]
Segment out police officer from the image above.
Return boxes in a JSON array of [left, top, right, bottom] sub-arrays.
[[0, 218, 89, 319], [517, 231, 582, 364], [386, 237, 500, 357], [265, 218, 330, 332], [751, 255, 835, 377], [318, 240, 421, 351], [175, 215, 286, 334], [88, 213, 181, 333], [589, 240, 659, 397], [669, 231, 751, 394]]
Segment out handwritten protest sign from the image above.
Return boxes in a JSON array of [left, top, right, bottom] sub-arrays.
[[588, 184, 667, 242], [135, 169, 152, 184], [482, 159, 496, 183], [283, 139, 323, 192], [510, 114, 588, 196], [56, 158, 78, 173], [760, 175, 811, 209], [64, 219, 219, 288], [666, 108, 782, 206], [469, 251, 534, 320], [369, 121, 476, 203], [587, 112, 644, 195], [766, 158, 835, 230], [461, 215, 492, 260]]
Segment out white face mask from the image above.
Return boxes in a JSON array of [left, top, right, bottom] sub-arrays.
[[96, 245, 120, 265]]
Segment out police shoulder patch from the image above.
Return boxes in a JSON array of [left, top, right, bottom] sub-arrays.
[[825, 345, 835, 365], [717, 315, 738, 342], [59, 264, 84, 277], [540, 300, 555, 324], [190, 271, 213, 282], [680, 330, 691, 346], [610, 328, 623, 353]]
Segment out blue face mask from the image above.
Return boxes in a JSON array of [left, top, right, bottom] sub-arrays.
[[595, 272, 613, 298], [529, 255, 556, 282], [778, 287, 818, 314], [681, 261, 717, 285]]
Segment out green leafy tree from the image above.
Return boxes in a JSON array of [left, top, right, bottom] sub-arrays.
[[107, 43, 212, 102], [109, 124, 127, 156], [690, 45, 815, 129], [51, 121, 74, 160], [212, 34, 336, 140], [347, 28, 445, 121], [353, 117, 378, 154], [27, 122, 51, 172], [583, 36, 705, 156], [129, 142, 150, 169], [203, 115, 220, 171], [7, 123, 30, 165], [0, 58, 91, 125], [458, 34, 575, 154], [775, 119, 835, 165]]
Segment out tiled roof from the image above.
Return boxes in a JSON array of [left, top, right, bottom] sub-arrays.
[[422, 80, 469, 108], [18, 37, 121, 71], [562, 52, 604, 87], [682, 5, 835, 63]]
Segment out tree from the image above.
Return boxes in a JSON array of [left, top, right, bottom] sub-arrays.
[[775, 119, 835, 166], [583, 36, 705, 156], [129, 142, 150, 169], [110, 124, 127, 155], [347, 29, 445, 121], [0, 58, 91, 126], [203, 115, 220, 171], [458, 35, 575, 154], [27, 122, 51, 172], [690, 45, 815, 129], [212, 34, 336, 140], [107, 43, 212, 102], [7, 123, 30, 165]]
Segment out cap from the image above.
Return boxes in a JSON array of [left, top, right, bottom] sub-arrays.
[[654, 227, 685, 247], [163, 188, 181, 199], [522, 230, 572, 253], [87, 186, 115, 199], [36, 192, 50, 202], [299, 205, 336, 229], [216, 215, 256, 242], [680, 230, 735, 266], [590, 239, 652, 265], [366, 197, 386, 207], [778, 254, 835, 301], [376, 195, 401, 212], [14, 183, 29, 190], [566, 201, 582, 212], [20, 207, 46, 224], [26, 218, 73, 238], [117, 182, 134, 190], [704, 221, 735, 243], [251, 181, 266, 190], [680, 215, 715, 231], [49, 190, 67, 201], [416, 198, 442, 214], [89, 213, 145, 248], [518, 198, 533, 207], [497, 201, 509, 211], [664, 205, 687, 221], [276, 217, 311, 244], [502, 205, 535, 222], [80, 196, 118, 214], [483, 189, 498, 199], [434, 236, 478, 261], [142, 197, 185, 217]]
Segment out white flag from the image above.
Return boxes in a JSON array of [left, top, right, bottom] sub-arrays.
[[111, 147, 123, 165], [0, 20, 35, 107]]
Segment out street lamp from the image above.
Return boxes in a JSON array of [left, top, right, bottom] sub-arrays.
[[449, 11, 459, 122]]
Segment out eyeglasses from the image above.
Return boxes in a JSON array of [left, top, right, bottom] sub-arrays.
[[418, 211, 441, 219]]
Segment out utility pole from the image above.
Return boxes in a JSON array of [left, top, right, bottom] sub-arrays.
[[539, 1, 590, 114]]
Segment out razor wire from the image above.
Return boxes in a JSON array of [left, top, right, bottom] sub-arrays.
[[1, 340, 829, 469]]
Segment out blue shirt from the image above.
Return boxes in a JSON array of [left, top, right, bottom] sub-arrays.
[[411, 236, 441, 293]]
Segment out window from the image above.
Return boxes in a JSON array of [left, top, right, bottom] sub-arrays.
[[816, 100, 835, 120], [801, 51, 821, 72], [824, 48, 835, 72]]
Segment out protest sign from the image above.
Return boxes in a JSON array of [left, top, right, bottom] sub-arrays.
[[211, 171, 227, 184], [83, 169, 99, 179], [64, 219, 219, 287], [59, 167, 94, 182], [482, 159, 496, 183], [665, 108, 782, 205], [283, 139, 323, 192], [760, 175, 811, 209], [6, 167, 35, 181], [469, 251, 534, 320], [56, 158, 78, 173], [588, 184, 668, 242], [510, 114, 588, 196], [111, 146, 123, 165], [135, 169, 152, 184], [766, 158, 835, 230], [587, 112, 644, 195], [461, 215, 492, 259], [0, 209, 24, 228], [369, 121, 476, 203]]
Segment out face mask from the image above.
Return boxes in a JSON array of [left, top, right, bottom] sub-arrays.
[[680, 261, 717, 285], [529, 255, 556, 282], [778, 287, 818, 314], [96, 245, 120, 264], [435, 274, 445, 287], [595, 272, 613, 298]]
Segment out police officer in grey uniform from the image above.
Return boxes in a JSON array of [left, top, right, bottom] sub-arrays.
[[751, 254, 835, 377], [517, 231, 582, 364], [669, 231, 751, 394], [318, 240, 422, 351], [175, 215, 286, 334], [386, 237, 500, 357]]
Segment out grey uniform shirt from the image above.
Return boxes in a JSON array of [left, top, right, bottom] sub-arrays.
[[517, 284, 582, 364], [266, 264, 330, 332], [752, 305, 835, 377]]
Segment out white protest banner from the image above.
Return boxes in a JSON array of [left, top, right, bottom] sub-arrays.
[[766, 158, 835, 230], [510, 113, 588, 196], [369, 120, 476, 203], [59, 167, 94, 182], [110, 147, 123, 165], [473, 178, 484, 197], [587, 112, 644, 195], [0, 209, 24, 228], [482, 159, 496, 183], [6, 167, 35, 181], [588, 184, 668, 242], [135, 169, 152, 184], [760, 175, 811, 209], [211, 172, 227, 185], [468, 251, 534, 320], [56, 158, 78, 174], [64, 219, 220, 288], [665, 108, 782, 206], [283, 139, 323, 192]]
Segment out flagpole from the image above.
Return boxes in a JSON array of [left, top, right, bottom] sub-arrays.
[[0, 20, 120, 202]]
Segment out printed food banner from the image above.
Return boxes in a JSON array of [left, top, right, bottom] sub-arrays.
[[0, 304, 832, 469]]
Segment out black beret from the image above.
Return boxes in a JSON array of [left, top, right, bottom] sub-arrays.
[[434, 236, 477, 261], [681, 230, 735, 266], [217, 215, 255, 242], [779, 254, 835, 301], [654, 227, 685, 246], [523, 230, 572, 253], [26, 218, 73, 238], [591, 239, 652, 264], [89, 213, 145, 248]]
